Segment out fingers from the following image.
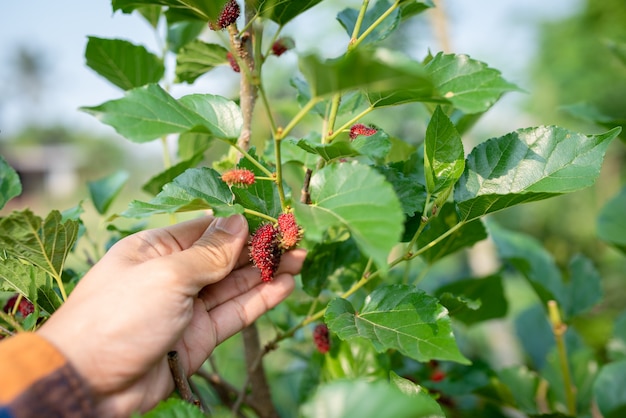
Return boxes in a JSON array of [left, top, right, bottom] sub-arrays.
[[199, 249, 306, 311], [150, 214, 250, 292], [207, 272, 296, 346]]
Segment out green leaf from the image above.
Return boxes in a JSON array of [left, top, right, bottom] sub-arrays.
[[425, 52, 520, 114], [137, 5, 161, 28], [175, 40, 228, 83], [85, 37, 165, 90], [81, 84, 241, 143], [139, 398, 206, 418], [0, 154, 22, 209], [0, 210, 79, 279], [301, 238, 367, 297], [593, 361, 626, 418], [399, 0, 434, 19], [608, 311, 626, 362], [301, 379, 446, 418], [177, 131, 213, 160], [167, 20, 205, 53], [562, 254, 602, 318], [325, 284, 469, 364], [337, 0, 400, 46], [435, 273, 507, 326], [375, 165, 425, 217], [351, 128, 391, 162], [122, 167, 242, 218], [37, 284, 63, 314], [287, 129, 391, 163], [286, 137, 357, 162], [424, 106, 465, 195], [112, 0, 228, 22], [256, 0, 325, 25], [455, 126, 621, 221], [300, 48, 434, 98], [87, 170, 129, 214], [497, 366, 540, 414], [416, 203, 487, 263], [0, 257, 49, 298], [597, 186, 626, 253], [141, 153, 204, 196], [294, 163, 403, 272], [389, 372, 445, 416], [322, 338, 388, 381]]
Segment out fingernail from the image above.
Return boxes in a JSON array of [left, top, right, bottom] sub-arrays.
[[213, 214, 245, 235]]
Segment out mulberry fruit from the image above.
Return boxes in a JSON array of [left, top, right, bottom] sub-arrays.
[[3, 294, 34, 317], [226, 52, 240, 73], [222, 168, 255, 187], [249, 223, 282, 283], [271, 38, 294, 57], [208, 0, 240, 31], [276, 212, 302, 250], [313, 323, 330, 354], [349, 123, 377, 140]]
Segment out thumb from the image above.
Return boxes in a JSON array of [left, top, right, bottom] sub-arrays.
[[162, 214, 249, 291]]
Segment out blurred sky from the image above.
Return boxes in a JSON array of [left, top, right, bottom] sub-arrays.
[[0, 0, 582, 138]]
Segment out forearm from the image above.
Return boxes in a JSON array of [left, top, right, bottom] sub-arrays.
[[0, 333, 95, 418]]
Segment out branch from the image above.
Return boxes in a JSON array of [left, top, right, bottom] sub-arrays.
[[167, 351, 202, 410]]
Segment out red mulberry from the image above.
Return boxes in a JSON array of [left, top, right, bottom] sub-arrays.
[[313, 324, 330, 354], [226, 52, 240, 73], [349, 123, 377, 140], [208, 0, 240, 31], [249, 223, 281, 283], [222, 168, 255, 187], [3, 294, 34, 317], [276, 212, 302, 250], [271, 38, 294, 57]]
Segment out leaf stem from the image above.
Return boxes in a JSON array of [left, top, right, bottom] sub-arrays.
[[350, 0, 371, 44], [323, 94, 342, 144], [232, 143, 274, 177], [548, 300, 577, 416], [243, 208, 277, 223], [349, 1, 399, 51], [276, 97, 321, 140], [0, 310, 24, 333], [326, 106, 374, 143], [273, 130, 287, 210]]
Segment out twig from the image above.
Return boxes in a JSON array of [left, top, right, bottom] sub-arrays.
[[300, 168, 313, 204], [547, 301, 577, 416], [167, 351, 201, 409]]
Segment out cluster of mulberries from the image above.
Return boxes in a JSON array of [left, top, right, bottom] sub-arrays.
[[349, 123, 378, 140], [249, 212, 303, 283], [221, 168, 255, 187], [313, 323, 330, 354], [3, 294, 34, 317], [208, 0, 240, 31]]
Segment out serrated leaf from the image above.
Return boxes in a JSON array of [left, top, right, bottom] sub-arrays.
[[256, 0, 325, 25], [81, 84, 241, 143], [424, 106, 464, 195], [0, 257, 49, 298], [302, 238, 367, 297], [286, 137, 357, 162], [37, 284, 63, 314], [140, 398, 206, 418], [435, 273, 507, 326], [0, 154, 22, 209], [325, 284, 469, 364], [167, 20, 205, 53], [122, 167, 242, 218], [301, 379, 446, 418], [300, 48, 433, 98], [593, 361, 626, 418], [454, 126, 621, 221], [175, 40, 228, 83], [389, 371, 445, 417], [294, 163, 403, 272], [375, 165, 425, 217], [85, 37, 165, 90], [425, 52, 520, 114], [416, 203, 487, 263], [0, 210, 78, 280], [337, 0, 400, 46], [88, 170, 129, 214], [141, 153, 204, 196], [597, 186, 626, 254]]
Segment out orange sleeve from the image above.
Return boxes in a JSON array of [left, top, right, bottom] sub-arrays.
[[0, 333, 95, 417]]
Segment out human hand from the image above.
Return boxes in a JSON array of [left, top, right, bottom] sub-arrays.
[[36, 214, 305, 417]]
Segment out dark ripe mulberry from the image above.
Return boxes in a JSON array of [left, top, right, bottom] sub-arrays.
[[276, 212, 302, 250], [249, 223, 282, 283], [208, 0, 240, 31], [271, 37, 294, 57], [349, 123, 377, 140], [313, 323, 330, 354], [3, 294, 34, 317]]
